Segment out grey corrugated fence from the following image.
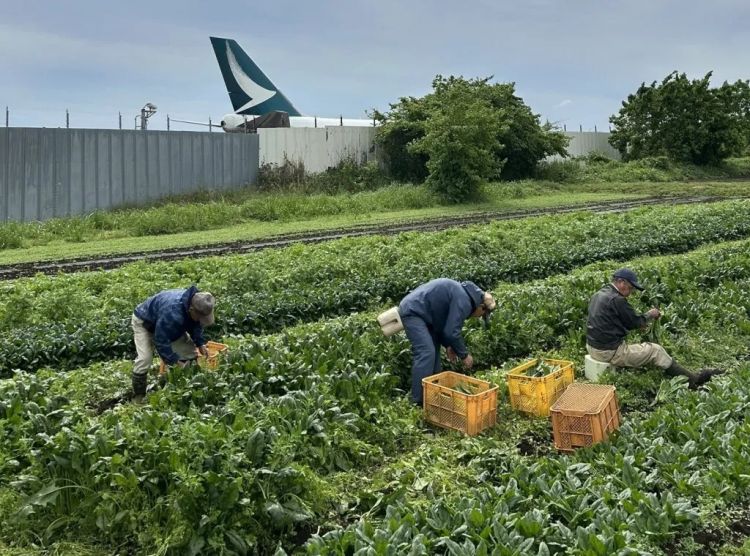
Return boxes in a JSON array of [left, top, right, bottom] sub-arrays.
[[1, 127, 619, 223], [0, 128, 259, 222], [548, 132, 620, 160]]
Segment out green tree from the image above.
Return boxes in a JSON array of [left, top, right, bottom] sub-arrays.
[[374, 76, 568, 185], [410, 79, 503, 202], [610, 71, 750, 165]]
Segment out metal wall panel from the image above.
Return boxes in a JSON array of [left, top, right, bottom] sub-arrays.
[[0, 126, 618, 223], [259, 128, 618, 169], [22, 129, 40, 221], [553, 132, 621, 160], [0, 128, 259, 222], [0, 129, 7, 222], [258, 127, 373, 173]]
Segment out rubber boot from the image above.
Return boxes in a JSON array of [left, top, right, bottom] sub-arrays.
[[694, 368, 725, 387], [664, 360, 701, 390], [132, 373, 148, 404]]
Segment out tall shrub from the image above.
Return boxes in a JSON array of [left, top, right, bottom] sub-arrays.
[[610, 71, 750, 165], [410, 80, 502, 202], [375, 76, 568, 183]]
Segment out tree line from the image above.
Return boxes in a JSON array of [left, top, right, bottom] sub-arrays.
[[374, 72, 750, 202]]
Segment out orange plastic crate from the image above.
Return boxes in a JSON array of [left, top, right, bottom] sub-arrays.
[[550, 383, 620, 452], [507, 358, 575, 417], [159, 340, 229, 375], [422, 371, 498, 436]]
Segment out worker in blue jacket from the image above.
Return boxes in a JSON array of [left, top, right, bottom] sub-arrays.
[[131, 285, 216, 402], [398, 278, 496, 405]]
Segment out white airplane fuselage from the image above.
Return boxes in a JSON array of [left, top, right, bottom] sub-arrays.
[[220, 113, 375, 132]]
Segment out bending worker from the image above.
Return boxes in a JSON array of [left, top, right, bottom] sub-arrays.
[[399, 278, 496, 405], [131, 285, 216, 402], [586, 268, 721, 389]]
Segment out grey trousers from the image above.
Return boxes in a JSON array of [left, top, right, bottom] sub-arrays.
[[131, 314, 197, 376], [587, 342, 673, 370]]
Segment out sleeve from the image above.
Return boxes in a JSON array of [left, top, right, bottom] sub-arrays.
[[154, 318, 179, 365], [613, 296, 647, 331], [442, 302, 468, 359], [188, 323, 206, 348]]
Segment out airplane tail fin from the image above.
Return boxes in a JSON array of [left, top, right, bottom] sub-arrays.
[[210, 37, 302, 117]]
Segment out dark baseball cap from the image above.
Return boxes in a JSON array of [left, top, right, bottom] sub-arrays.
[[612, 268, 644, 291]]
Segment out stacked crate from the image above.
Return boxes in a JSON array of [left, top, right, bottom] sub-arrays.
[[550, 383, 621, 452]]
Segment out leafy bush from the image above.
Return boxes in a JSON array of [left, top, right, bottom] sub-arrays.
[[376, 75, 569, 183], [410, 78, 503, 202], [0, 224, 23, 250], [307, 160, 389, 194], [257, 157, 307, 191], [258, 157, 388, 195], [610, 71, 750, 164], [533, 159, 583, 183], [524, 154, 750, 184]]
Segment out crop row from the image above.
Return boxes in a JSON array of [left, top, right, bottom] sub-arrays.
[[3, 200, 750, 375], [2, 240, 750, 553], [307, 366, 750, 555]]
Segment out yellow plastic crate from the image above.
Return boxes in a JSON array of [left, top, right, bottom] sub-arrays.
[[159, 341, 229, 375], [422, 371, 498, 436], [507, 358, 575, 417]]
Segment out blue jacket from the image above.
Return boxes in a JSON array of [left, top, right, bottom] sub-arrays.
[[134, 285, 207, 364], [398, 278, 484, 359]]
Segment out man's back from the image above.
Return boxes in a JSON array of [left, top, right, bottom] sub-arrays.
[[587, 284, 644, 350]]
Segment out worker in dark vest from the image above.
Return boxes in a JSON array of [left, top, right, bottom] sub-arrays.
[[399, 278, 496, 404], [586, 268, 722, 389]]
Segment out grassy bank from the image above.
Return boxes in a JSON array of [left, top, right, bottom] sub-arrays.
[[0, 189, 643, 265], [1, 155, 750, 264], [2, 180, 750, 266]]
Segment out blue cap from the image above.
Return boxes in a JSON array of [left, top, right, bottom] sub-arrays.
[[612, 268, 644, 291], [461, 281, 495, 328]]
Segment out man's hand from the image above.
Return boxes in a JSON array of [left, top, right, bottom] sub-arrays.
[[646, 308, 662, 320], [462, 354, 474, 370], [198, 344, 209, 358], [446, 347, 457, 363]]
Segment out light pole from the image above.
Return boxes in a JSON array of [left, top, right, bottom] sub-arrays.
[[139, 102, 157, 130]]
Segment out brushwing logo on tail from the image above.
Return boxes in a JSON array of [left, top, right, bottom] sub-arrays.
[[225, 41, 276, 113]]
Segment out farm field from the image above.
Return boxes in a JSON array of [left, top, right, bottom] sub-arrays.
[[2, 197, 750, 555], [3, 177, 750, 267]]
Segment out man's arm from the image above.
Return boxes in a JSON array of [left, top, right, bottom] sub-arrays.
[[614, 296, 648, 331], [154, 319, 180, 365], [442, 303, 468, 359], [187, 322, 207, 348]]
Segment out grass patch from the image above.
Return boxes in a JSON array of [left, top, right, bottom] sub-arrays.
[[0, 190, 640, 265], [536, 154, 750, 183], [2, 156, 750, 265]]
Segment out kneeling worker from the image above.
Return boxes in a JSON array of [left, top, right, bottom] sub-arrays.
[[586, 268, 721, 389], [399, 278, 496, 405], [131, 285, 216, 402]]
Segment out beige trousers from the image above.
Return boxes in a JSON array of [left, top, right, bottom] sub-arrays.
[[587, 342, 673, 370], [131, 315, 197, 376]]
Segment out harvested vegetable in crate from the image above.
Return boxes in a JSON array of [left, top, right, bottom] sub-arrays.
[[525, 360, 561, 377], [454, 381, 479, 395]]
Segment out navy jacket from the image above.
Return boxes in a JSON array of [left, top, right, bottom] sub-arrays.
[[134, 286, 207, 364], [399, 278, 483, 359], [586, 284, 647, 350]]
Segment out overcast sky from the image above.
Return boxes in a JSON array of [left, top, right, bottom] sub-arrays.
[[1, 0, 748, 132]]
